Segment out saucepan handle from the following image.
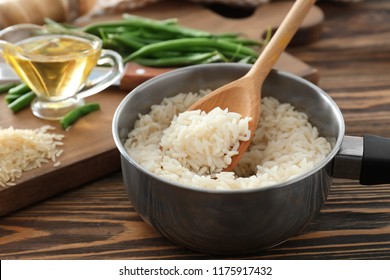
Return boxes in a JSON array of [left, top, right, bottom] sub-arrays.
[[333, 135, 390, 185]]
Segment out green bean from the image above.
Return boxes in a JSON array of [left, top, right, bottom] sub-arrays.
[[8, 91, 36, 113], [129, 36, 162, 45], [133, 52, 224, 67], [121, 14, 212, 38], [0, 82, 20, 94], [4, 83, 33, 105], [137, 29, 177, 40], [82, 21, 126, 35], [149, 48, 254, 62], [176, 46, 258, 61], [98, 26, 137, 34], [238, 56, 256, 64], [106, 29, 164, 45], [117, 29, 142, 37], [124, 38, 258, 63], [202, 52, 229, 64], [101, 37, 127, 53], [8, 83, 31, 96], [60, 103, 100, 129], [175, 46, 216, 54], [218, 50, 255, 61], [223, 37, 264, 46], [5, 94, 23, 104], [83, 16, 212, 39], [46, 16, 264, 68], [148, 50, 185, 58], [110, 34, 145, 50]]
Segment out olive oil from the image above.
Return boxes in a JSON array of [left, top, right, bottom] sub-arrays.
[[2, 34, 101, 101]]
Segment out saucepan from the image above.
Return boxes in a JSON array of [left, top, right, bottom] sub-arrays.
[[112, 63, 390, 255]]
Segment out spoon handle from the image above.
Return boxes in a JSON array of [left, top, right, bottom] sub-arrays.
[[247, 0, 316, 79]]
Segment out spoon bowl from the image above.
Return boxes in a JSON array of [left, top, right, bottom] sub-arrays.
[[188, 0, 316, 171]]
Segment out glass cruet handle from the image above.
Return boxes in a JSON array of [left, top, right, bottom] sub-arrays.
[[76, 49, 124, 99]]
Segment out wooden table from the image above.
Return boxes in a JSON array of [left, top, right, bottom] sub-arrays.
[[2, 0, 390, 260]]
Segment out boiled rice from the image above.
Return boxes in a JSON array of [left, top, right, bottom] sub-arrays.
[[0, 125, 64, 187], [125, 91, 332, 190], [160, 107, 251, 175]]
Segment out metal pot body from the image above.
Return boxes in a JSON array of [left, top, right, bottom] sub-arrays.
[[113, 63, 345, 254]]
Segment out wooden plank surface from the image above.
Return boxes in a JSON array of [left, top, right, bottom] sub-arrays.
[[1, 0, 390, 260], [3, 178, 390, 259], [0, 0, 324, 216]]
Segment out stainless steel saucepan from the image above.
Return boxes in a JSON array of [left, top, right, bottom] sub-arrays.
[[112, 63, 390, 255]]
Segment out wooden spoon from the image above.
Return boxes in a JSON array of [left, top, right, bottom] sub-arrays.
[[188, 0, 316, 171]]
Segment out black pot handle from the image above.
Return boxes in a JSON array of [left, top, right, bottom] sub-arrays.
[[333, 135, 390, 185], [360, 134, 390, 185]]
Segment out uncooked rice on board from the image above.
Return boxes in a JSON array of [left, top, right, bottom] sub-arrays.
[[125, 90, 332, 190], [0, 125, 64, 187]]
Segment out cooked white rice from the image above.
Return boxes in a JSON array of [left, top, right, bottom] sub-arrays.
[[160, 107, 251, 175], [0, 125, 64, 187], [125, 91, 332, 190]]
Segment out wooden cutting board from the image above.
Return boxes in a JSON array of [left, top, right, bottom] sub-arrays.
[[0, 0, 324, 216]]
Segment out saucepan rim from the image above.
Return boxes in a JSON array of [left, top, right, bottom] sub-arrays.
[[112, 63, 345, 194]]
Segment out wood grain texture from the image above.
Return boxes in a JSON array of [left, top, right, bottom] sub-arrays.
[[2, 175, 390, 260], [2, 0, 390, 259]]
